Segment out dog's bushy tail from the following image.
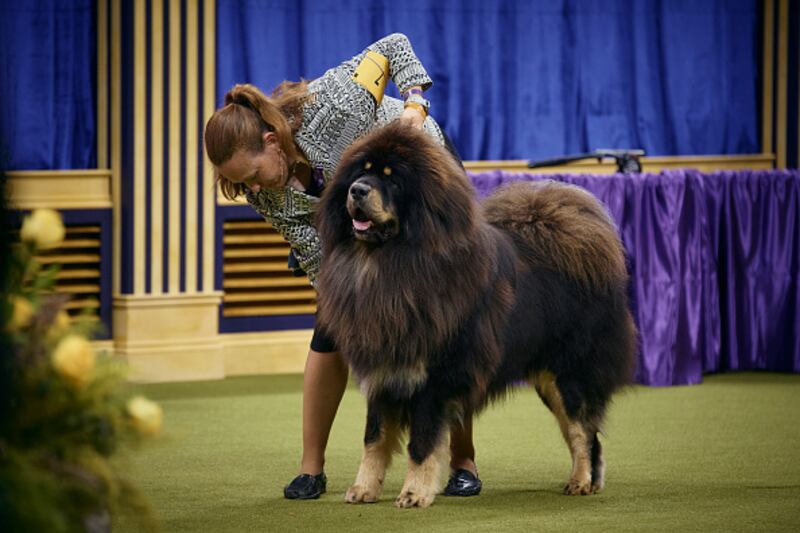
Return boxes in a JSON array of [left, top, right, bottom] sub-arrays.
[[482, 180, 627, 291]]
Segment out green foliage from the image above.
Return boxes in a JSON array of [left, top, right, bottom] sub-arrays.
[[1, 211, 159, 532]]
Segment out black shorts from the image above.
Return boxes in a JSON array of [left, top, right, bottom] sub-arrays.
[[309, 130, 462, 354], [310, 322, 337, 353]]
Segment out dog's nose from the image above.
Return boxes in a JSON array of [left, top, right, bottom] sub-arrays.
[[349, 181, 371, 200]]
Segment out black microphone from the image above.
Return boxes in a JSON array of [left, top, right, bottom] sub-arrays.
[[593, 149, 645, 173]]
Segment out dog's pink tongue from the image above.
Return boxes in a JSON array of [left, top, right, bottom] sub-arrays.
[[353, 219, 373, 231]]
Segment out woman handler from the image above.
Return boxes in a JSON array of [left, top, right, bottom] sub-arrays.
[[204, 34, 481, 500]]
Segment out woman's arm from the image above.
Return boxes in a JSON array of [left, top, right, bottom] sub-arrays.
[[246, 191, 324, 286], [365, 33, 432, 93], [267, 216, 323, 285], [340, 33, 433, 99], [345, 34, 432, 127]]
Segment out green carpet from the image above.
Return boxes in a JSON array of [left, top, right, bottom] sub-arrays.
[[115, 373, 800, 533]]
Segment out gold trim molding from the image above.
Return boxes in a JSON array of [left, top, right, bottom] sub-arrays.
[[762, 0, 774, 156], [113, 292, 225, 382], [94, 328, 311, 381], [6, 169, 113, 209], [113, 292, 224, 308], [223, 330, 312, 376], [776, 0, 789, 168]]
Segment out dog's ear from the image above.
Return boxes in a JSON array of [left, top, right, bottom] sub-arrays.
[[390, 128, 478, 247]]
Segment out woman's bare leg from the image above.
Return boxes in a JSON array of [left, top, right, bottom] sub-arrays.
[[449, 416, 477, 475], [299, 349, 349, 474]]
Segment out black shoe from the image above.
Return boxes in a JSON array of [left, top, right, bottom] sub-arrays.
[[443, 469, 482, 497], [284, 472, 327, 500]]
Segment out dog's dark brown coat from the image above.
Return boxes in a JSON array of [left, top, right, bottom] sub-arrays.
[[316, 122, 636, 504]]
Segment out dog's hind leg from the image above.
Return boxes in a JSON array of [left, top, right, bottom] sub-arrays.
[[589, 432, 605, 493], [346, 404, 402, 504], [532, 371, 601, 495]]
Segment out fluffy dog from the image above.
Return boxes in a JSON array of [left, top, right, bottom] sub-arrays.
[[316, 122, 636, 508]]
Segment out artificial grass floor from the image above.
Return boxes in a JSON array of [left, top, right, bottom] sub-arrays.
[[115, 372, 800, 533]]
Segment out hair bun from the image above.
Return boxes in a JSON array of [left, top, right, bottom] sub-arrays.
[[224, 84, 256, 109]]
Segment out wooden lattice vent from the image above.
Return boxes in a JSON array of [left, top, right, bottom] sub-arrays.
[[26, 224, 103, 323], [222, 220, 316, 317]]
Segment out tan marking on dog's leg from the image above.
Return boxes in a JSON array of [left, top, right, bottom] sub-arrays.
[[395, 435, 449, 508], [562, 422, 593, 495], [532, 371, 594, 495], [346, 423, 402, 504]]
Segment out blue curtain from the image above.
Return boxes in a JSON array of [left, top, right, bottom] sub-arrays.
[[216, 0, 760, 161], [0, 0, 96, 170], [0, 1, 761, 167]]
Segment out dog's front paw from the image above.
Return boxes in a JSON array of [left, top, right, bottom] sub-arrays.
[[394, 490, 435, 508], [563, 477, 594, 495], [345, 483, 380, 504]]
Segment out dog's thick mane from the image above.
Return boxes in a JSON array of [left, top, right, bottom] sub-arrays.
[[316, 124, 506, 390]]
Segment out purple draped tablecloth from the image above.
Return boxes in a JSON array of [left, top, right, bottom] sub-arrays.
[[470, 169, 800, 386]]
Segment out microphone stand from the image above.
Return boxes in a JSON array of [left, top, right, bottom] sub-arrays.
[[528, 149, 645, 173]]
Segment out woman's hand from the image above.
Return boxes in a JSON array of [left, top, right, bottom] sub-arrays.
[[400, 106, 426, 129]]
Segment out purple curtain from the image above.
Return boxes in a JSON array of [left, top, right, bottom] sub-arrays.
[[470, 170, 800, 386]]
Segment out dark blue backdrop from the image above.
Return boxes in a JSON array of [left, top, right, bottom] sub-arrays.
[[0, 0, 97, 170], [216, 0, 760, 161], [0, 1, 762, 166]]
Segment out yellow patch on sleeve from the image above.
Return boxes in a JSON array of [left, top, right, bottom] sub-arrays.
[[352, 51, 389, 104]]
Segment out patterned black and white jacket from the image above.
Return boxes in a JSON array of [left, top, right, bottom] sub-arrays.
[[245, 33, 446, 285]]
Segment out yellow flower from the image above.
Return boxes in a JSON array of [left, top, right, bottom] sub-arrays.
[[49, 310, 71, 338], [20, 208, 65, 250], [51, 334, 96, 387], [126, 396, 163, 436], [8, 296, 34, 331]]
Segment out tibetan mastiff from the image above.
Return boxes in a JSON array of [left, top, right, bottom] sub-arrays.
[[316, 122, 636, 508]]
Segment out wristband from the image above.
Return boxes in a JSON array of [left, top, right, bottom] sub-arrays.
[[404, 93, 430, 116], [403, 87, 424, 100]]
